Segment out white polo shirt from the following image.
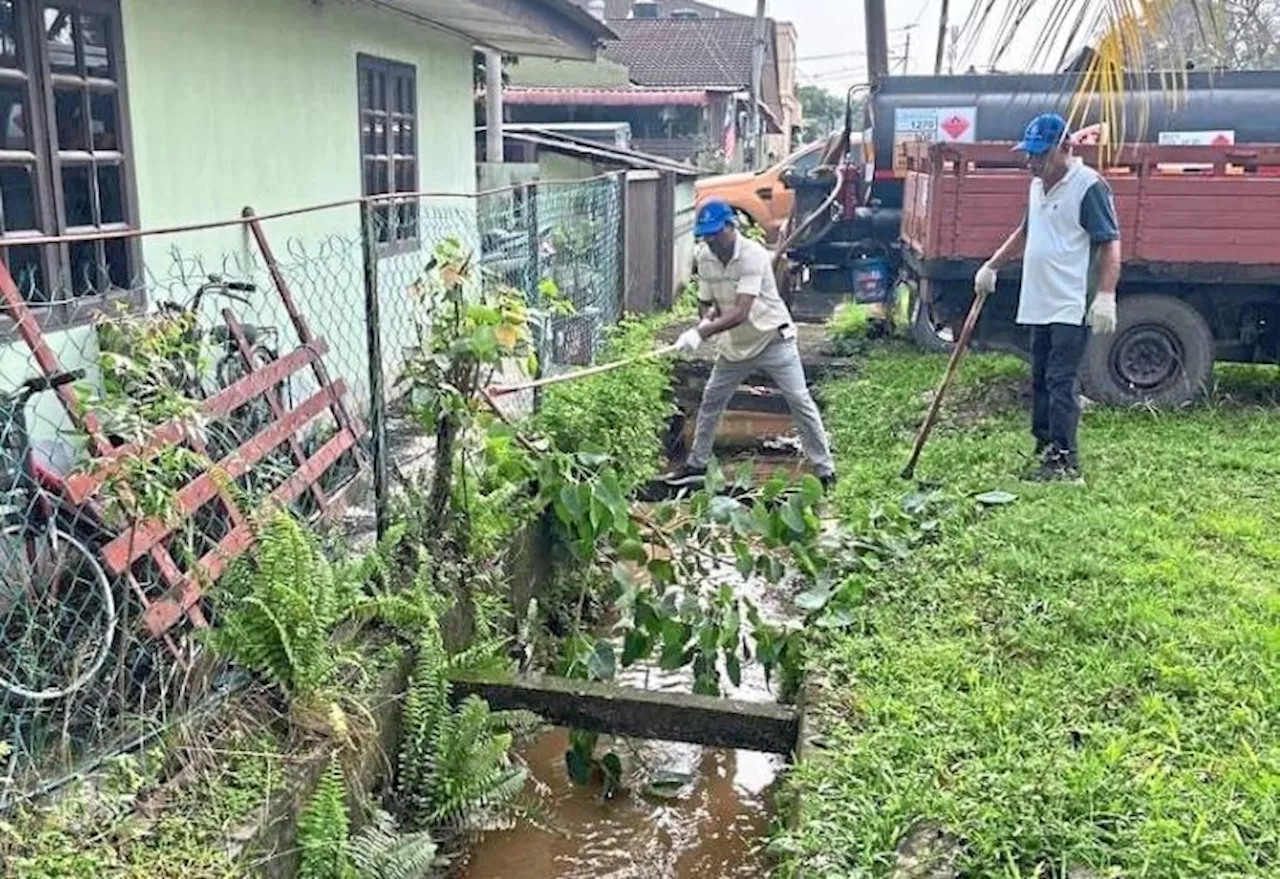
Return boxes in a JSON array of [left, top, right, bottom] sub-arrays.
[[696, 234, 792, 361], [1018, 158, 1121, 326]]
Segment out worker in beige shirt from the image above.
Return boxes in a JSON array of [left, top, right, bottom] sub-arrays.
[[665, 199, 836, 489]]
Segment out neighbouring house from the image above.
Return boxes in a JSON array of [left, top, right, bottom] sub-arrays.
[[477, 127, 698, 310], [0, 0, 610, 450], [772, 20, 802, 157], [504, 0, 796, 170]]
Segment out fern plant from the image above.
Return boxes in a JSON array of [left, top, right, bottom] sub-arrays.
[[397, 626, 533, 831], [297, 755, 353, 879], [208, 511, 360, 699], [349, 810, 441, 879]]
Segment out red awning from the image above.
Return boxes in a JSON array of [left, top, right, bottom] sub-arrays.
[[502, 87, 716, 107]]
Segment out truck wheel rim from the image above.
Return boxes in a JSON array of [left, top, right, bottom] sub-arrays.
[[1112, 325, 1182, 391]]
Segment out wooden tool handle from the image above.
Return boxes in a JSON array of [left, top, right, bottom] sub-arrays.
[[901, 288, 989, 480], [487, 343, 682, 397]]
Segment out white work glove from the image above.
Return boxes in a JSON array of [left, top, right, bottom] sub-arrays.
[[1088, 292, 1117, 335], [675, 327, 704, 353], [974, 262, 998, 296]]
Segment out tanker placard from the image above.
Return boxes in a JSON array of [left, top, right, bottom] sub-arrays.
[[1157, 130, 1235, 145], [892, 106, 977, 173]]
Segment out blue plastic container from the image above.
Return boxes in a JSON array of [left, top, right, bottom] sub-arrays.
[[849, 256, 891, 305]]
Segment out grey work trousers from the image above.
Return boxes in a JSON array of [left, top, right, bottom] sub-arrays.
[[687, 337, 836, 477]]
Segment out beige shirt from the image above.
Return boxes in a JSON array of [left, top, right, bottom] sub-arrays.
[[695, 234, 792, 362]]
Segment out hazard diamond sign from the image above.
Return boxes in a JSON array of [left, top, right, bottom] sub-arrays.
[[936, 107, 977, 143], [940, 113, 972, 141]]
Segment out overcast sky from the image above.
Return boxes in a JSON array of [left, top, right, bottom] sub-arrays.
[[711, 1, 1058, 95]]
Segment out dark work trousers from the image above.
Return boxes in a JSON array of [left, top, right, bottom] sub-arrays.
[[1030, 323, 1090, 462]]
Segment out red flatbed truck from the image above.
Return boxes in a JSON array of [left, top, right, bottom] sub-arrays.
[[899, 140, 1280, 406]]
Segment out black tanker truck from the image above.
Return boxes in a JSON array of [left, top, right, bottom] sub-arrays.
[[781, 69, 1280, 404]]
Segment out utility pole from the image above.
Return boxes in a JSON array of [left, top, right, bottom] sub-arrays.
[[747, 0, 766, 169], [864, 0, 889, 83], [485, 48, 504, 164], [902, 26, 913, 74], [934, 0, 950, 75]]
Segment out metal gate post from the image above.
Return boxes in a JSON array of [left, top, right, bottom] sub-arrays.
[[359, 201, 390, 540]]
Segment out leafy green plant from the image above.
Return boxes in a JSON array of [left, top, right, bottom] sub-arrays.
[[78, 303, 225, 536], [402, 238, 538, 540], [531, 315, 677, 493], [297, 755, 353, 879], [92, 300, 206, 428], [741, 216, 768, 243], [349, 811, 441, 879], [397, 625, 533, 832], [827, 301, 870, 339], [208, 511, 361, 700]]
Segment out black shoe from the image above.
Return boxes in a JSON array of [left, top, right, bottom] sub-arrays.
[[1032, 449, 1084, 485], [663, 464, 707, 486]]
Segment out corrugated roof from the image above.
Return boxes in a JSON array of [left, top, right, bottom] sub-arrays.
[[488, 126, 701, 176], [503, 85, 719, 106], [604, 18, 753, 87], [598, 19, 782, 117], [576, 0, 746, 20]]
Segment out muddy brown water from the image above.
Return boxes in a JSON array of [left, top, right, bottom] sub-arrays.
[[462, 466, 799, 879], [460, 730, 781, 878]]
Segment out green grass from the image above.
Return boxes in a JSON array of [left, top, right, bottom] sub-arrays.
[[1, 725, 284, 878], [783, 344, 1280, 878]]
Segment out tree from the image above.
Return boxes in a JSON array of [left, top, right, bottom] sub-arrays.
[[1142, 0, 1280, 69], [974, 1, 1244, 142], [796, 85, 848, 143]]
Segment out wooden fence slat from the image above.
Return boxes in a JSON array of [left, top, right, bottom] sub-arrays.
[[222, 308, 329, 512], [100, 381, 348, 574], [242, 208, 363, 445], [141, 427, 359, 635], [65, 341, 329, 504]]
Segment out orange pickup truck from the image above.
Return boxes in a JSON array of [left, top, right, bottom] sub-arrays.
[[694, 141, 827, 242]]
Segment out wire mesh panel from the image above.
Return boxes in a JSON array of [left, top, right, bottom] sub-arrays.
[[0, 174, 627, 804]]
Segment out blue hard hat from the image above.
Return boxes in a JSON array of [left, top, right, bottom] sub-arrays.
[[1014, 113, 1068, 155], [694, 199, 736, 237]]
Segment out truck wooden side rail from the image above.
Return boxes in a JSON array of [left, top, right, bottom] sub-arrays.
[[901, 141, 1280, 406]]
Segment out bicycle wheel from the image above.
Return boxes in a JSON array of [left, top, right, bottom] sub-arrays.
[[0, 522, 117, 701]]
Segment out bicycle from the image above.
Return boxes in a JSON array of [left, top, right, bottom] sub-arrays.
[[0, 370, 118, 702], [160, 274, 290, 407], [153, 275, 293, 466]]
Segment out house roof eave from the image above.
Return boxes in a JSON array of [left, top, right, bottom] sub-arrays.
[[362, 0, 616, 61]]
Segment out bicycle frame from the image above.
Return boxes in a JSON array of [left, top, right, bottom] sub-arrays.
[[0, 376, 107, 543]]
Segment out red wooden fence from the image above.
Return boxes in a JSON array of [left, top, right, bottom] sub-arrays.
[[0, 222, 367, 648]]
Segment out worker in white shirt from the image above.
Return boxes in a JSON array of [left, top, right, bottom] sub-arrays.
[[977, 112, 1122, 482], [666, 199, 836, 490]]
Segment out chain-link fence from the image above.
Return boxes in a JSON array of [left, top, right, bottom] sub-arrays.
[[0, 174, 625, 805]]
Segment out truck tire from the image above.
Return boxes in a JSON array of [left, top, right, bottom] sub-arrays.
[[908, 285, 953, 352], [1080, 294, 1214, 407]]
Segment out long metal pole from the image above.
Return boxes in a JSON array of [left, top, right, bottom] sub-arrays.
[[485, 48, 504, 164], [747, 0, 767, 169], [864, 0, 889, 82], [934, 0, 950, 74], [359, 203, 389, 540]]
